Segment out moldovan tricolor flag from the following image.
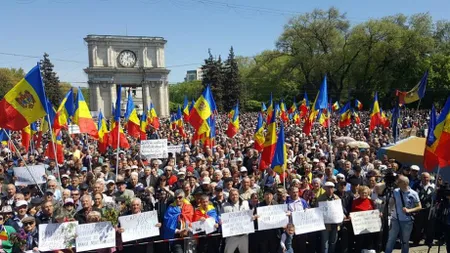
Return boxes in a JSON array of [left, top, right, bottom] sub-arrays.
[[280, 100, 289, 123], [73, 88, 98, 138], [45, 130, 64, 163], [332, 101, 340, 111], [226, 103, 239, 138], [423, 105, 439, 171], [339, 102, 352, 128], [54, 88, 74, 134], [369, 92, 383, 132], [189, 85, 216, 131], [148, 102, 160, 130], [124, 91, 140, 138], [259, 106, 278, 170], [355, 99, 363, 110], [434, 97, 450, 165], [140, 105, 148, 140], [299, 91, 309, 118], [110, 85, 130, 149], [253, 113, 265, 152], [0, 64, 48, 131], [271, 122, 287, 175], [266, 93, 274, 123], [97, 111, 109, 154], [396, 71, 428, 105], [182, 96, 190, 122], [21, 125, 31, 151]]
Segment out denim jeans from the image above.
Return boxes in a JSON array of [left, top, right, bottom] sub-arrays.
[[321, 225, 338, 253], [385, 219, 413, 253]]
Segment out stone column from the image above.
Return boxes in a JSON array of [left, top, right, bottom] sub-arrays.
[[109, 84, 117, 118], [88, 82, 98, 112], [142, 82, 152, 109]]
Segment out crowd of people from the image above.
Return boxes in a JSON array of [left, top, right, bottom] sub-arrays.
[[0, 109, 449, 253]]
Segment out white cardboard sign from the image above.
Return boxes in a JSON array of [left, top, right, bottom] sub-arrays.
[[118, 211, 160, 242], [14, 165, 46, 186], [38, 222, 78, 251], [350, 210, 382, 235], [256, 204, 289, 231], [141, 139, 168, 159], [221, 210, 255, 238], [75, 222, 115, 252], [319, 200, 344, 224], [292, 208, 326, 235]]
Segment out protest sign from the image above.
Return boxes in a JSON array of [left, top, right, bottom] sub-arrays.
[[350, 210, 382, 235], [319, 199, 344, 224], [141, 139, 168, 159], [118, 211, 160, 242], [14, 165, 46, 186], [191, 217, 216, 235], [292, 208, 326, 235], [167, 145, 183, 154], [68, 124, 81, 134], [256, 204, 289, 231], [76, 222, 115, 252], [38, 222, 77, 251], [221, 210, 254, 238]]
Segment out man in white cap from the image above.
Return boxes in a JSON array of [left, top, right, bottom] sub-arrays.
[[316, 181, 340, 253], [409, 165, 420, 188]]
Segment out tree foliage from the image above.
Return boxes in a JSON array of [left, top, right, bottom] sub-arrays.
[[239, 8, 450, 109], [0, 68, 25, 99], [168, 80, 203, 109], [40, 53, 62, 107], [201, 49, 225, 111], [222, 46, 242, 111]]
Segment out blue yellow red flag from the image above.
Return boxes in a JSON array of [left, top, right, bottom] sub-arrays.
[[260, 105, 278, 170], [355, 100, 363, 110], [271, 123, 287, 175], [423, 105, 439, 171], [189, 86, 215, 130], [254, 113, 265, 152], [0, 64, 48, 130], [226, 103, 239, 138], [315, 76, 328, 110], [54, 88, 74, 133], [434, 97, 450, 165], [369, 92, 382, 132], [182, 96, 190, 122], [397, 71, 428, 105], [339, 102, 352, 128], [73, 88, 98, 138], [124, 90, 140, 138]]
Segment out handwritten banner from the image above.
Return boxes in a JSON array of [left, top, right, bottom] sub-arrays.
[[141, 139, 168, 159], [256, 204, 289, 231], [14, 165, 46, 186], [292, 208, 326, 235], [319, 199, 344, 224], [191, 217, 216, 235], [350, 210, 382, 235], [221, 210, 254, 238], [38, 222, 78, 251], [118, 211, 160, 242], [76, 222, 115, 252], [167, 145, 183, 154]]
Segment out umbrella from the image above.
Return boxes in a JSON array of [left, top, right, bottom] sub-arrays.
[[347, 141, 370, 149], [334, 136, 355, 145]]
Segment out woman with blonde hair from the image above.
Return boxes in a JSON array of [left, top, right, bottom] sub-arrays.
[[351, 185, 378, 252]]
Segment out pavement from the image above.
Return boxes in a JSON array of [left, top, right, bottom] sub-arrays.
[[392, 243, 447, 253]]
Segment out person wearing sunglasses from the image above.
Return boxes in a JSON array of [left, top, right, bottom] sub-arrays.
[[22, 216, 38, 252], [163, 189, 194, 253]]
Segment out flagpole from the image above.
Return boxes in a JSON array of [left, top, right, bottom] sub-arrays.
[[46, 114, 61, 185], [115, 118, 121, 177], [2, 130, 44, 195], [327, 109, 332, 147], [85, 133, 92, 172]]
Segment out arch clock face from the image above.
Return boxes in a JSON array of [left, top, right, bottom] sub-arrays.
[[118, 50, 136, 68]]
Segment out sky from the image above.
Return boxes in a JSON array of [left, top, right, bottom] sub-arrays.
[[1, 0, 449, 86]]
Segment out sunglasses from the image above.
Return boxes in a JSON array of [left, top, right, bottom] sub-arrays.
[[23, 222, 34, 226], [176, 196, 183, 200]]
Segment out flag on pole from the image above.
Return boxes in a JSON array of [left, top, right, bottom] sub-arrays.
[[266, 93, 274, 123], [148, 103, 160, 130], [352, 109, 361, 124], [369, 92, 383, 132], [288, 98, 297, 115], [182, 96, 190, 122], [0, 64, 49, 130], [54, 88, 74, 134], [261, 102, 267, 112], [259, 105, 278, 170], [280, 100, 288, 123], [423, 106, 439, 171], [434, 97, 450, 165], [299, 92, 309, 118], [189, 86, 215, 130], [396, 71, 428, 105], [111, 86, 130, 149], [175, 105, 186, 138], [45, 131, 64, 163], [124, 91, 140, 138], [21, 125, 31, 151], [73, 88, 98, 138], [339, 102, 352, 128], [271, 122, 287, 175], [332, 101, 340, 111], [355, 100, 363, 110], [226, 103, 239, 138], [253, 113, 265, 152], [140, 105, 148, 140], [97, 111, 109, 154]]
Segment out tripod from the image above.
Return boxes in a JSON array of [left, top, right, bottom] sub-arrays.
[[427, 200, 449, 253]]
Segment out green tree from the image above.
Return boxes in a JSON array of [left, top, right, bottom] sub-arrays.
[[40, 53, 62, 107], [169, 80, 203, 108], [201, 49, 224, 110], [222, 46, 242, 112], [0, 68, 25, 99]]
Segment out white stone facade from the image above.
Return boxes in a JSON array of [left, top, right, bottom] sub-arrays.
[[84, 35, 170, 117]]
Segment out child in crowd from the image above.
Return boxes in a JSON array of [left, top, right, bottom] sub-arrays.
[[280, 223, 295, 253]]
